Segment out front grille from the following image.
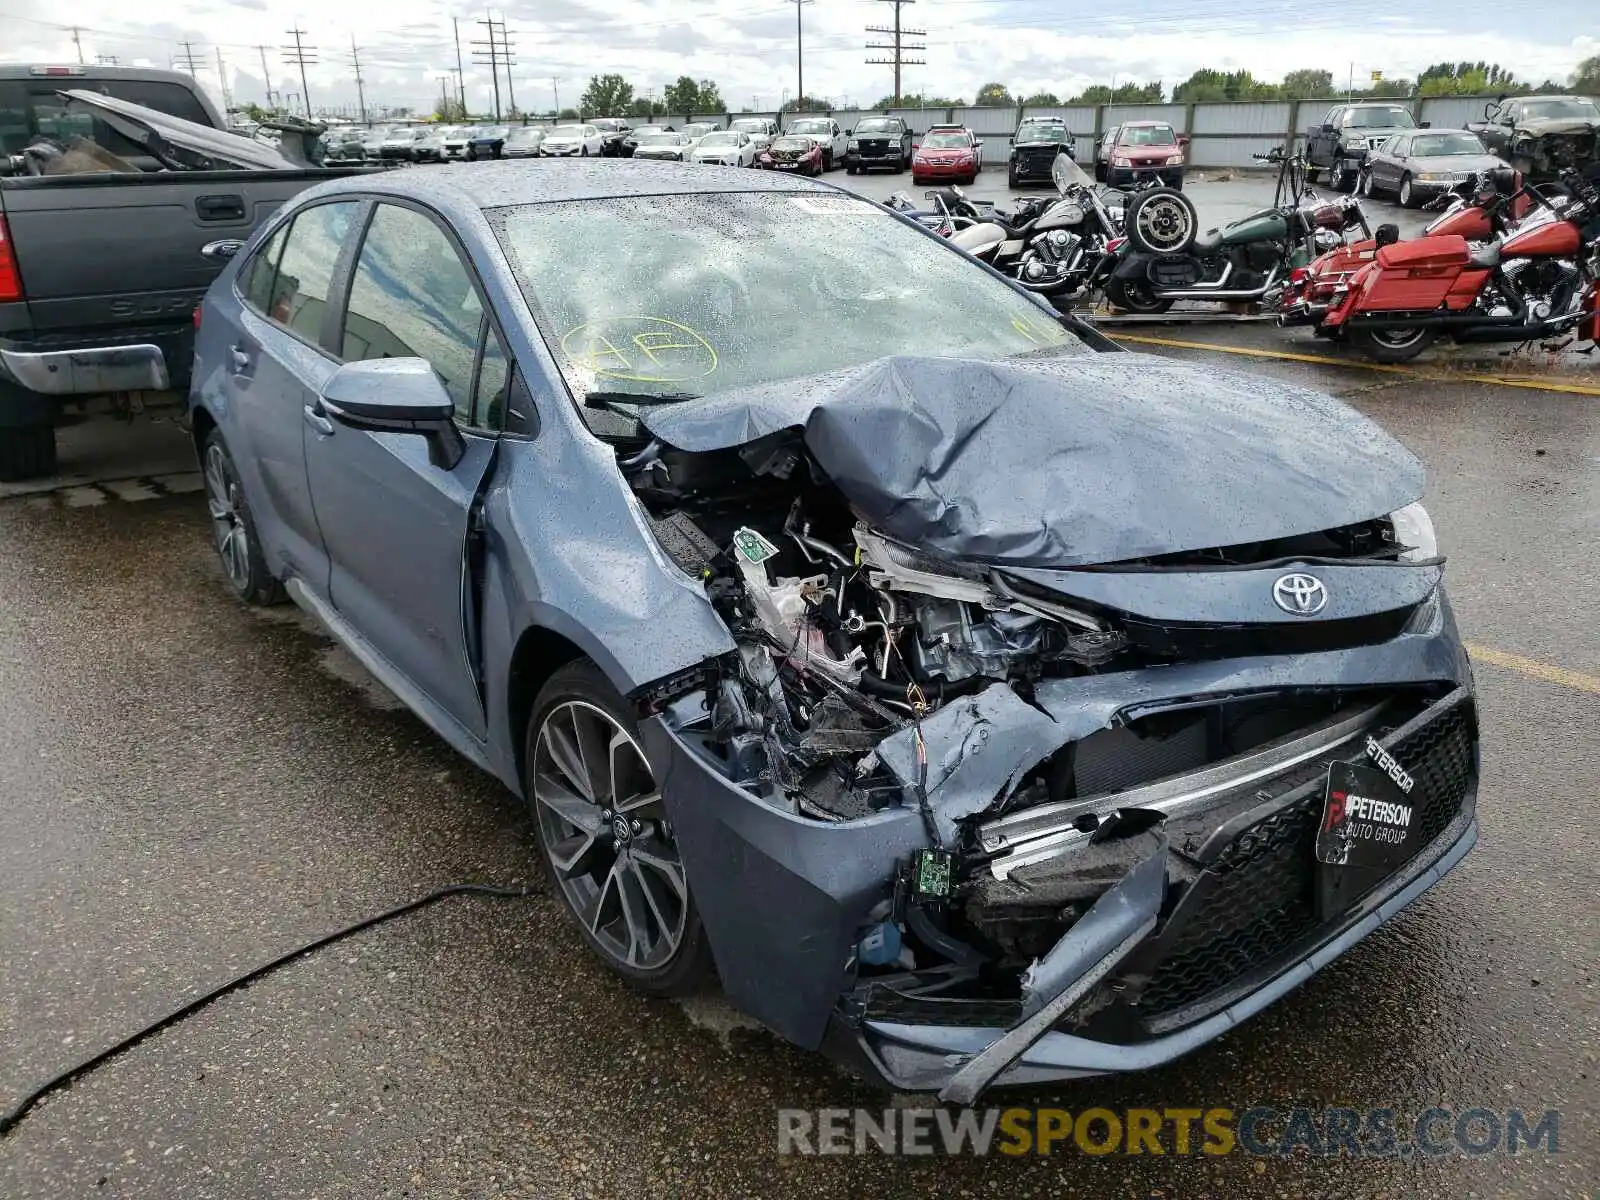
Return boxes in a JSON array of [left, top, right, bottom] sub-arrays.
[[1129, 693, 1475, 1021], [859, 139, 889, 153], [1121, 605, 1418, 662]]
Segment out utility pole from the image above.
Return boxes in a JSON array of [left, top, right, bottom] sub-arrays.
[[349, 37, 368, 124], [70, 27, 84, 64], [788, 0, 813, 113], [865, 0, 925, 107], [283, 28, 316, 117], [214, 48, 233, 111], [470, 13, 509, 122], [257, 45, 276, 109], [553, 79, 561, 117], [453, 18, 467, 111], [174, 41, 205, 77]]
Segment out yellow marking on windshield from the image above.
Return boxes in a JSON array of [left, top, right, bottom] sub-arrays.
[[1011, 312, 1068, 345], [561, 316, 719, 384]]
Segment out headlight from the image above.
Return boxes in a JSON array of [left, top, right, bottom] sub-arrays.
[[848, 138, 860, 149], [1387, 502, 1439, 561], [1113, 154, 1131, 166]]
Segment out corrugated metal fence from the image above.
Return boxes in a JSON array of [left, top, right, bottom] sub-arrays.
[[503, 95, 1509, 168]]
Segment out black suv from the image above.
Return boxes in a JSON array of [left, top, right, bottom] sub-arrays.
[[592, 117, 632, 157], [845, 115, 912, 174], [1008, 118, 1073, 187]]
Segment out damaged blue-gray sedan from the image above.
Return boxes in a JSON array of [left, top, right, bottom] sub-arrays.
[[189, 160, 1478, 1101]]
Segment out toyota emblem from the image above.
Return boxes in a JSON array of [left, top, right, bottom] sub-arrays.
[[1273, 573, 1328, 616]]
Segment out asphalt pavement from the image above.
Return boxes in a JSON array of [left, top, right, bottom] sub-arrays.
[[1, 169, 1597, 1198]]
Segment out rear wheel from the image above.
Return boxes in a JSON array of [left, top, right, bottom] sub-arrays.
[[526, 660, 712, 996], [1334, 162, 1358, 193], [202, 431, 283, 605], [1125, 187, 1199, 255], [1104, 275, 1175, 315], [1353, 326, 1436, 363]]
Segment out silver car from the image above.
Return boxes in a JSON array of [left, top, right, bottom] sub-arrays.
[[1359, 129, 1506, 207], [631, 131, 691, 161], [503, 126, 546, 158]]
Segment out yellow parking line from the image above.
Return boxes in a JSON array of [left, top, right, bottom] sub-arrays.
[[1467, 643, 1600, 696], [1109, 332, 1600, 397]]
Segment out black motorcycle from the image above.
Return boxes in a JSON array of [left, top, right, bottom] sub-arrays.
[[1104, 148, 1373, 314]]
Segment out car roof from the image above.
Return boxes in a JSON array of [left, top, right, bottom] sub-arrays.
[[1120, 120, 1171, 128], [307, 158, 839, 209]]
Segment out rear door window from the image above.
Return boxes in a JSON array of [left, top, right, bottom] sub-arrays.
[[263, 202, 360, 343], [240, 223, 292, 315]]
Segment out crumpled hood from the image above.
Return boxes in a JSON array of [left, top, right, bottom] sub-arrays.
[[633, 354, 1423, 567], [1516, 118, 1600, 137]]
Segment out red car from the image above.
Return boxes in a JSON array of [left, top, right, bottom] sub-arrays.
[[757, 134, 824, 176], [911, 126, 981, 185]]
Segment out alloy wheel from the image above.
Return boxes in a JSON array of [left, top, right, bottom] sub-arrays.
[[1372, 327, 1429, 350], [1399, 177, 1414, 207], [203, 442, 251, 592], [1135, 195, 1193, 253], [532, 700, 688, 971]]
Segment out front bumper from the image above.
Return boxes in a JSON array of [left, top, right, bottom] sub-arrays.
[[0, 327, 182, 399], [540, 145, 584, 156], [644, 596, 1476, 1091], [1011, 151, 1067, 181], [1108, 164, 1184, 187], [912, 160, 976, 179]]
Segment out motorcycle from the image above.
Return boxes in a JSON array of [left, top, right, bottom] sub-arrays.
[[944, 156, 1132, 308], [1276, 168, 1550, 326], [1318, 165, 1600, 362], [1104, 148, 1374, 314]]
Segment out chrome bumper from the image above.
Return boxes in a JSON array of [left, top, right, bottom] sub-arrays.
[[0, 343, 169, 395]]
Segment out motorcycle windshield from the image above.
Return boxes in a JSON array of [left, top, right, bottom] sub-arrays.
[[1052, 154, 1093, 194]]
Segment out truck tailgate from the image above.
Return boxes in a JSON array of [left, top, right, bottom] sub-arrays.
[[0, 169, 363, 334]]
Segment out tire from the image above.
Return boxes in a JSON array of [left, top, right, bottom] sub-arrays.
[[0, 423, 56, 483], [1094, 160, 1106, 183], [1104, 275, 1175, 315], [201, 430, 283, 606], [1335, 162, 1357, 193], [1008, 166, 1019, 189], [526, 659, 713, 997], [1398, 175, 1417, 208], [581, 146, 589, 157], [1352, 326, 1437, 363], [1306, 167, 1322, 186], [1357, 168, 1373, 198], [1125, 187, 1199, 256]]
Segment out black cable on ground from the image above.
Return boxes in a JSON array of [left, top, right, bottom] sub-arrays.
[[0, 882, 534, 1138]]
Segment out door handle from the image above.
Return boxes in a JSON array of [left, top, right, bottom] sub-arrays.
[[302, 404, 335, 436], [229, 345, 253, 373], [196, 194, 247, 222]]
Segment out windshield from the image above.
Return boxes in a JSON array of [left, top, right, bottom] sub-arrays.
[[685, 124, 716, 135], [1119, 125, 1175, 146], [638, 132, 684, 146], [921, 132, 971, 148], [1520, 99, 1600, 120], [1051, 154, 1094, 192], [731, 120, 767, 132], [633, 126, 665, 137], [789, 119, 830, 134], [771, 137, 815, 152], [699, 132, 739, 147], [1409, 132, 1485, 156], [1016, 123, 1065, 142], [508, 127, 542, 141], [551, 125, 585, 137], [1345, 107, 1414, 129], [855, 119, 898, 134], [491, 192, 1081, 403]]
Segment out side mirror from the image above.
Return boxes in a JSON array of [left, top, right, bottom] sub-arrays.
[[320, 358, 465, 470], [1420, 121, 1431, 129], [1321, 122, 1336, 134], [1374, 223, 1400, 249], [845, 128, 852, 135]]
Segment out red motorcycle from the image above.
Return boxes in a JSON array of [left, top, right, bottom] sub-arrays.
[[1317, 166, 1600, 361], [1276, 168, 1544, 327]]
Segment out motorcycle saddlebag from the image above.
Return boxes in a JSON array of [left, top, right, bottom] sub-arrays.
[[1375, 234, 1470, 270], [1146, 255, 1203, 287]]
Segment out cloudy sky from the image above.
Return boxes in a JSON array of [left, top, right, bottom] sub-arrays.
[[3, 0, 1595, 116]]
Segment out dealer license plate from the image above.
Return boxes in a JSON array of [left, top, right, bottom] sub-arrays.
[[1314, 760, 1419, 917]]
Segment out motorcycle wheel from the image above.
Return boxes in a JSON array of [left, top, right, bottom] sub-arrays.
[[1104, 276, 1176, 315], [1352, 326, 1436, 363], [1125, 188, 1199, 256]]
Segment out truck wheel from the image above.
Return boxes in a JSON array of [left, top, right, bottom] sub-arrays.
[[0, 424, 56, 483], [1353, 326, 1436, 363], [1306, 167, 1322, 186], [1008, 165, 1019, 188], [1334, 162, 1358, 193]]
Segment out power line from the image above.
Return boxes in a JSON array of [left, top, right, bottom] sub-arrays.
[[282, 27, 316, 118], [866, 0, 925, 104]]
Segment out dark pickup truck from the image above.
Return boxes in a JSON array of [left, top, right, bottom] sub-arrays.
[[0, 65, 368, 480], [1303, 102, 1419, 192]]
